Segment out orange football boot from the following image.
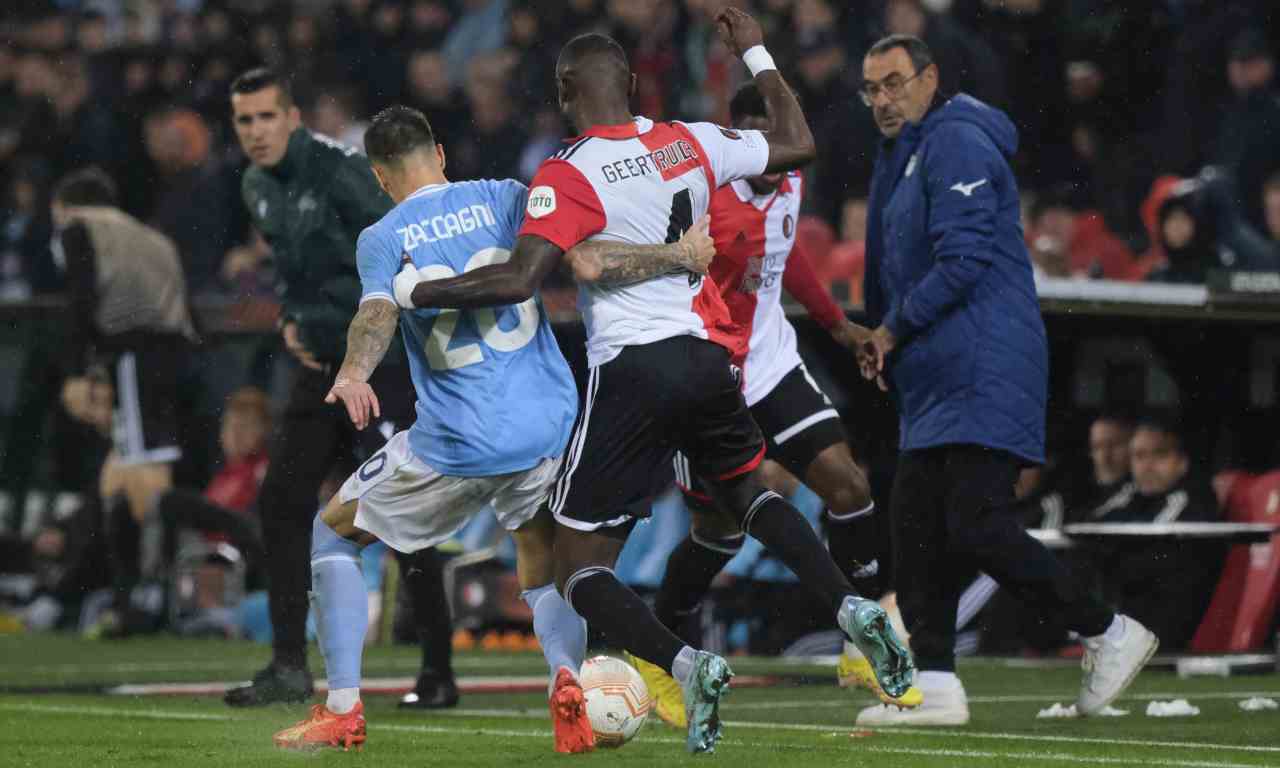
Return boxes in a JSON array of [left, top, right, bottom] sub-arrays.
[[273, 702, 366, 752], [549, 667, 595, 754]]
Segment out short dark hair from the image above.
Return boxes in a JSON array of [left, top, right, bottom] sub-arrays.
[[364, 105, 436, 166], [1135, 412, 1186, 454], [866, 34, 934, 74], [559, 32, 630, 91], [52, 166, 118, 207], [230, 66, 294, 107], [729, 82, 767, 125]]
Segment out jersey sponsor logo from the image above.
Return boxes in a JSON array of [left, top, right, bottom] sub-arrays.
[[527, 185, 557, 218], [601, 139, 700, 183], [782, 213, 794, 238], [396, 203, 498, 251], [719, 127, 742, 140]]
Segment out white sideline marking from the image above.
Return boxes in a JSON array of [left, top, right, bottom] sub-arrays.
[[729, 690, 1280, 708], [6, 701, 1279, 764], [4, 704, 1265, 767]]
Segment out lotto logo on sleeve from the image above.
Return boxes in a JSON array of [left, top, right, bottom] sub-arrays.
[[527, 185, 557, 219]]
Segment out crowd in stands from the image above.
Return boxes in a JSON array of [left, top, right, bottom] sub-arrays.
[[1, 0, 1279, 303]]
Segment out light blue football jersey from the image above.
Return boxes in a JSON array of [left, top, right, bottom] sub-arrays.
[[356, 179, 577, 477]]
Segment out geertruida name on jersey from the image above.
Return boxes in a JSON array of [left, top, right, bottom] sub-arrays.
[[600, 139, 699, 183], [396, 203, 497, 251]]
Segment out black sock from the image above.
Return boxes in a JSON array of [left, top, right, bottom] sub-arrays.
[[565, 567, 686, 675], [654, 532, 743, 645], [825, 504, 883, 598], [742, 491, 855, 615], [398, 548, 455, 682]]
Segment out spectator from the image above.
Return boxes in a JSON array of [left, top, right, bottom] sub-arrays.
[[403, 50, 469, 149], [309, 86, 369, 150], [1084, 414, 1136, 513], [441, 0, 510, 88], [1025, 185, 1137, 280], [135, 386, 273, 628], [1214, 29, 1280, 235], [1264, 172, 1280, 246], [1089, 416, 1226, 651], [446, 53, 529, 182], [50, 166, 198, 634]]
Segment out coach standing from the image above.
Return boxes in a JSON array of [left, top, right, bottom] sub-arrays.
[[854, 35, 1155, 725], [224, 69, 457, 709]]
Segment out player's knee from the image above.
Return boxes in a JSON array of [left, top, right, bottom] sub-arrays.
[[689, 509, 740, 541]]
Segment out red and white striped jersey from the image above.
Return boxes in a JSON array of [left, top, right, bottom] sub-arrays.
[[518, 116, 769, 367], [708, 173, 803, 404], [707, 173, 848, 405]]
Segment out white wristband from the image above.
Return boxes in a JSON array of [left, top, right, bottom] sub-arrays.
[[742, 45, 776, 77]]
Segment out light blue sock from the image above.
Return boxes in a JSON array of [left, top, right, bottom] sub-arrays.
[[522, 583, 587, 690], [311, 514, 367, 694]]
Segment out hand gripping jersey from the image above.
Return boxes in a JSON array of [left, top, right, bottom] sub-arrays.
[[356, 179, 578, 477], [517, 117, 771, 367], [705, 172, 806, 406]]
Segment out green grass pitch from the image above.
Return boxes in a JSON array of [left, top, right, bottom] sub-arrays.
[[2, 634, 1279, 767]]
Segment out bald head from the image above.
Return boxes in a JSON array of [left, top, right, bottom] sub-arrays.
[[556, 33, 634, 132]]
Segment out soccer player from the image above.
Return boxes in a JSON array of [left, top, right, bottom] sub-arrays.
[[629, 82, 922, 729], [271, 105, 713, 753], [397, 9, 914, 754]]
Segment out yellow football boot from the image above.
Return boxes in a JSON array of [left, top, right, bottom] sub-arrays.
[[627, 652, 687, 729], [837, 650, 923, 709]]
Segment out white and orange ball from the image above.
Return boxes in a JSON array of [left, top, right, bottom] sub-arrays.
[[578, 655, 652, 747]]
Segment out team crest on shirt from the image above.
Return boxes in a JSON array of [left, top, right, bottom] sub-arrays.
[[782, 213, 794, 238], [527, 185, 556, 218]]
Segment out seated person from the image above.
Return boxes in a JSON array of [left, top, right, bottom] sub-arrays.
[[1092, 416, 1225, 651], [139, 387, 272, 595]]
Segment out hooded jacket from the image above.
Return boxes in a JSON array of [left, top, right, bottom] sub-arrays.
[[864, 94, 1046, 463]]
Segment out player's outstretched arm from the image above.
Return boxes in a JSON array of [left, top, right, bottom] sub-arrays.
[[566, 215, 715, 287], [717, 7, 815, 173], [325, 298, 398, 430], [409, 235, 564, 310]]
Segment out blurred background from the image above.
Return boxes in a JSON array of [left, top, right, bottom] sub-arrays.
[[2, 0, 1280, 662]]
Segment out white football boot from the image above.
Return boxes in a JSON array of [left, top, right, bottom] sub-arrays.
[[1077, 614, 1158, 716], [855, 670, 969, 726]]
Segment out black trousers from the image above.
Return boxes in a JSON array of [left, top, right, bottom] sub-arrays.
[[257, 363, 444, 667], [891, 444, 1112, 672]]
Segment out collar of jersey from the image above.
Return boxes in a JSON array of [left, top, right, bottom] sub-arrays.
[[573, 116, 654, 140], [731, 174, 793, 206], [406, 182, 452, 200]]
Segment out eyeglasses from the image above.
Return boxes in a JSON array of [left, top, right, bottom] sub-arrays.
[[859, 69, 925, 106]]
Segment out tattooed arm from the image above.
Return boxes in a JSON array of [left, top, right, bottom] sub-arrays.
[[324, 298, 399, 430], [566, 215, 716, 287]]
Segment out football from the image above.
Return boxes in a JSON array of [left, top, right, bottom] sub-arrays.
[[578, 655, 652, 747]]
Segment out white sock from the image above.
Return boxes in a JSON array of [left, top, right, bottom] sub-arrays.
[[671, 646, 697, 685], [327, 687, 360, 714], [1102, 614, 1126, 644], [917, 670, 960, 690]]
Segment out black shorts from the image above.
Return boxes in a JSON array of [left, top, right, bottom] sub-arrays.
[[103, 332, 188, 466], [674, 363, 846, 503], [548, 335, 765, 530]]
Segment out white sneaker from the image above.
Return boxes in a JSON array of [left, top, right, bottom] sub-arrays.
[[1077, 614, 1159, 716], [855, 671, 969, 726]]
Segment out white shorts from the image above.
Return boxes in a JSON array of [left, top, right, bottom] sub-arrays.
[[339, 431, 562, 554]]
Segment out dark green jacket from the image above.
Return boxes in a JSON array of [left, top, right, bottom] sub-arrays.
[[242, 128, 394, 364]]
